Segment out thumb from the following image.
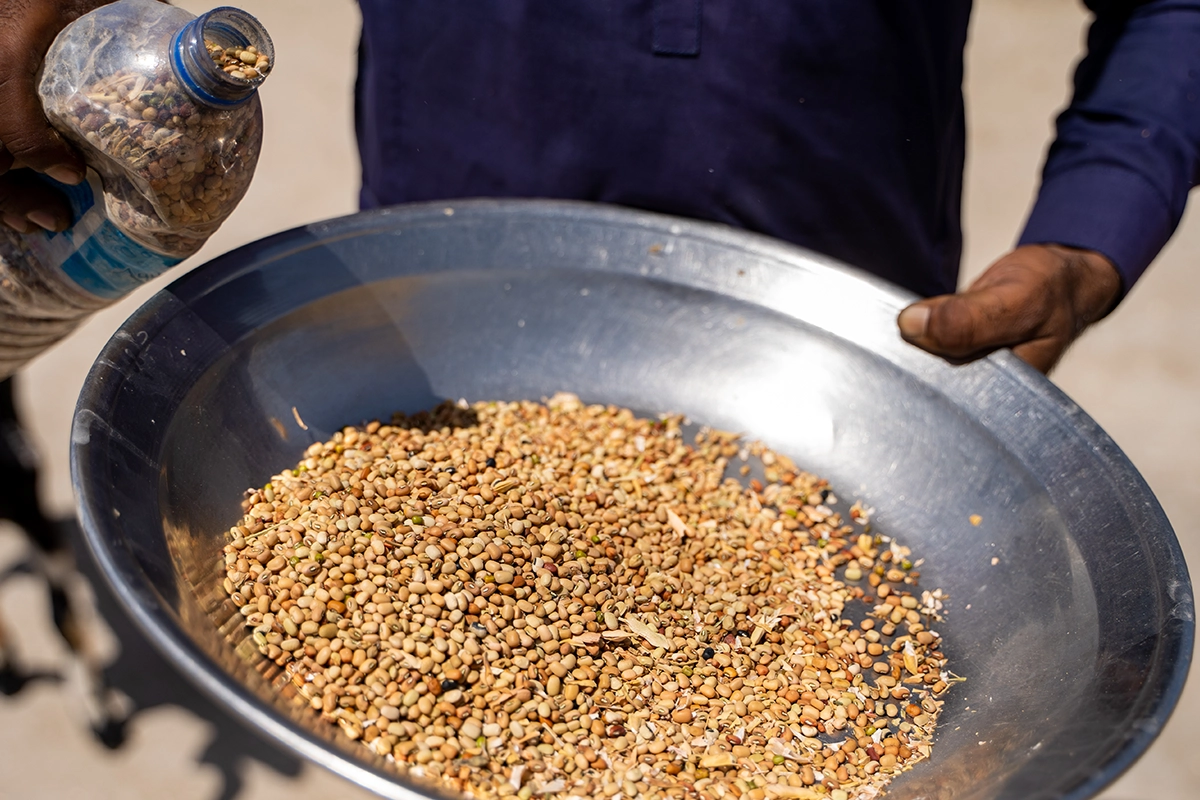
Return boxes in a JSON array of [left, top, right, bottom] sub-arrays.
[[897, 256, 1063, 371], [896, 245, 1120, 373]]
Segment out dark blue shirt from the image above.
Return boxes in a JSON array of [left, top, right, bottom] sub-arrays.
[[355, 1, 1200, 297]]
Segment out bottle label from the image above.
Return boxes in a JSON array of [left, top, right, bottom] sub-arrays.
[[25, 173, 182, 301]]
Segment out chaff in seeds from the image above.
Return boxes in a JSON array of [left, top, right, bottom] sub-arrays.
[[221, 394, 953, 800]]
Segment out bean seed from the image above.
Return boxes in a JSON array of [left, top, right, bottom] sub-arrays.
[[219, 395, 950, 800], [671, 708, 693, 724]]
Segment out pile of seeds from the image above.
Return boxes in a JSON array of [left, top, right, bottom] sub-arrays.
[[207, 42, 272, 81], [221, 395, 953, 800], [42, 45, 264, 257]]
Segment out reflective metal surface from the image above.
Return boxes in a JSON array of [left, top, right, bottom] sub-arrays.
[[72, 200, 1194, 799]]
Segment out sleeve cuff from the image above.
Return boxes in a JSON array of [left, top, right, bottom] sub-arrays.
[[1018, 164, 1176, 294]]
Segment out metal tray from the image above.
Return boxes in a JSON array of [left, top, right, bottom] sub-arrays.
[[72, 200, 1193, 799]]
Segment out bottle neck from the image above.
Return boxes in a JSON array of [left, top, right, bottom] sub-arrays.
[[171, 7, 273, 108]]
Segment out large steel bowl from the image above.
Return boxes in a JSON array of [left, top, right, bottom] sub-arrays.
[[72, 200, 1193, 799]]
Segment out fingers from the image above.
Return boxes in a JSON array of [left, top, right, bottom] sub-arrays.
[[899, 260, 1055, 356], [1010, 337, 1069, 375], [0, 0, 103, 232], [0, 169, 74, 233], [0, 2, 87, 182], [897, 244, 1121, 374]]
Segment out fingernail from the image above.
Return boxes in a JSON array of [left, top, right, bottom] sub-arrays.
[[27, 210, 63, 232], [3, 213, 32, 234], [46, 165, 84, 185], [898, 305, 931, 339]]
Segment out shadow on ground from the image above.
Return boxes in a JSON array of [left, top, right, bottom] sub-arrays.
[[1, 518, 307, 800]]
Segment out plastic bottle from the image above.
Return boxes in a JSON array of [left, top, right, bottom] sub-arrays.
[[0, 0, 273, 379]]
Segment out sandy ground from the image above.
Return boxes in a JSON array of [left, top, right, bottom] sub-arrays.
[[1, 1, 1195, 798]]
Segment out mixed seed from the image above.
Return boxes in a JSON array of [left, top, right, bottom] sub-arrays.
[[221, 395, 953, 800], [206, 42, 272, 81], [43, 42, 266, 257]]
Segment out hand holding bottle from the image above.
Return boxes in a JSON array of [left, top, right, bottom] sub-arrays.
[[0, 0, 273, 378]]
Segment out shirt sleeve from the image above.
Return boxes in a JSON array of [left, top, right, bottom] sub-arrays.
[[1018, 0, 1200, 293]]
